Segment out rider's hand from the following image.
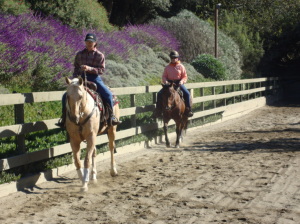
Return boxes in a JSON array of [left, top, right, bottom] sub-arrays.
[[165, 81, 169, 85], [179, 80, 183, 86], [81, 65, 92, 71]]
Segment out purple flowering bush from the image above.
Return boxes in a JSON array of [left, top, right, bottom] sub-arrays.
[[0, 12, 183, 91]]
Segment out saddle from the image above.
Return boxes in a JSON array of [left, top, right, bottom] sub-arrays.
[[84, 81, 119, 131], [168, 80, 184, 99]]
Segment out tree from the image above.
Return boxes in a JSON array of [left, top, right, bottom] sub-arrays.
[[98, 0, 171, 26]]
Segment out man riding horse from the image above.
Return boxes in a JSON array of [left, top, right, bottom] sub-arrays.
[[56, 33, 122, 128], [153, 50, 194, 118]]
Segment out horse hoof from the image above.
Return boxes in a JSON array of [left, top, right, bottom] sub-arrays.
[[110, 169, 118, 177], [90, 179, 98, 184], [80, 186, 88, 192]]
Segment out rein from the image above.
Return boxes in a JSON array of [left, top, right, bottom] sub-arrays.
[[163, 85, 181, 111], [67, 85, 98, 133]]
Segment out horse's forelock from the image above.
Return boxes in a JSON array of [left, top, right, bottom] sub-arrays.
[[71, 78, 81, 86]]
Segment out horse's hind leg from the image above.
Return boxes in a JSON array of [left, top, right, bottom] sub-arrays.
[[90, 147, 97, 184], [108, 126, 118, 177]]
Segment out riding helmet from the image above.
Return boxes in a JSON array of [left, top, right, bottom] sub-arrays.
[[169, 50, 179, 58]]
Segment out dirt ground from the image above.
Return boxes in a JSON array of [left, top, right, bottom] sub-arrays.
[[0, 101, 299, 224]]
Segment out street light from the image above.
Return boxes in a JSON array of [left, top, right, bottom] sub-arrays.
[[215, 3, 221, 58]]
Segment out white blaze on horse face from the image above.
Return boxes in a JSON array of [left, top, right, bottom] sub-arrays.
[[67, 83, 84, 124], [71, 78, 80, 85]]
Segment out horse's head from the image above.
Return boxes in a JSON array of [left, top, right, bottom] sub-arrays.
[[161, 82, 177, 111], [65, 77, 86, 124]]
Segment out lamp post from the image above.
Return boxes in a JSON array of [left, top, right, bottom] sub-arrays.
[[215, 3, 221, 58]]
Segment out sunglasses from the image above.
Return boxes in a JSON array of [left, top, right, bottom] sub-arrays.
[[171, 57, 179, 59]]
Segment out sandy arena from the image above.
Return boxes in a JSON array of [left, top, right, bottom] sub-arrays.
[[0, 101, 299, 224]]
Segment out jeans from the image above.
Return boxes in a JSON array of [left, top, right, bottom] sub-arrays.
[[157, 84, 191, 108], [83, 74, 114, 109], [61, 74, 114, 113]]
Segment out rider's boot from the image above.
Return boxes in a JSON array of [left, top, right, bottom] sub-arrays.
[[55, 109, 66, 128], [110, 114, 122, 126], [185, 107, 194, 117], [152, 101, 163, 119], [108, 105, 122, 126], [152, 108, 163, 119]]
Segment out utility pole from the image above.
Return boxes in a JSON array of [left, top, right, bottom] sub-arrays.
[[215, 3, 221, 58]]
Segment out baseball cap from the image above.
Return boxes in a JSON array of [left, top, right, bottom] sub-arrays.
[[85, 33, 97, 42]]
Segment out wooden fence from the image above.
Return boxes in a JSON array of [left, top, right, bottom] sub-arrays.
[[0, 77, 280, 172]]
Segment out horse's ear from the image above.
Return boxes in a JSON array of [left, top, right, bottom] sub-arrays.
[[65, 77, 71, 85], [78, 77, 84, 86]]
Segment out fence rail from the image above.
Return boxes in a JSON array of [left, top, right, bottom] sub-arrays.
[[0, 77, 280, 172]]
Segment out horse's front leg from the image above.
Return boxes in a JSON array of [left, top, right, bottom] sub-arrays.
[[81, 134, 97, 192], [175, 126, 182, 148], [70, 139, 83, 182], [175, 120, 185, 148], [108, 126, 118, 177], [163, 122, 171, 147]]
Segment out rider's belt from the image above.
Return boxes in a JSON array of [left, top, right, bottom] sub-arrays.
[[85, 72, 98, 76]]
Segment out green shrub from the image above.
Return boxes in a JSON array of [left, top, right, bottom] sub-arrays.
[[0, 0, 30, 15], [150, 10, 242, 80], [191, 54, 227, 80], [28, 0, 114, 31], [103, 46, 204, 87], [219, 10, 264, 73], [0, 171, 21, 184]]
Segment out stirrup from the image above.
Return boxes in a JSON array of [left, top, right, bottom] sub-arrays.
[[55, 118, 65, 128], [152, 109, 163, 119], [110, 116, 122, 126], [187, 111, 194, 117]]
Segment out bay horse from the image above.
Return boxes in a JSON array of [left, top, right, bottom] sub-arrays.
[[65, 77, 120, 192], [161, 81, 190, 148]]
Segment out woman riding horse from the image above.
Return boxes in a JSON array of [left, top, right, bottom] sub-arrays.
[[153, 50, 193, 118]]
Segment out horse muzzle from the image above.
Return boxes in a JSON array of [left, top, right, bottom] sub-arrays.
[[68, 114, 80, 124]]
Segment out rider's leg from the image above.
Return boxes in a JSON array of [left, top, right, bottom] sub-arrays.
[[152, 89, 163, 118], [180, 85, 193, 117], [55, 92, 67, 128], [86, 75, 121, 126]]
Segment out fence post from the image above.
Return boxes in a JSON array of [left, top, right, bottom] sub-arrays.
[[212, 87, 216, 108], [200, 87, 205, 124], [223, 85, 226, 106], [130, 94, 136, 127], [232, 84, 235, 104], [240, 84, 243, 102], [14, 104, 26, 153]]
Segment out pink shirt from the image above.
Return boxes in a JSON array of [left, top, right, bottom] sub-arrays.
[[162, 62, 187, 84]]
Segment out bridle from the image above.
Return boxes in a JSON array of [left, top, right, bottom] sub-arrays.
[[162, 84, 177, 111], [66, 84, 98, 132]]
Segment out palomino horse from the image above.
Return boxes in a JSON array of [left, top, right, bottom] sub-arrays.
[[161, 81, 190, 148], [65, 77, 120, 192]]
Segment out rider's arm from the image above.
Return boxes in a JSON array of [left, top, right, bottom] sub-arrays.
[[162, 66, 169, 84], [180, 64, 187, 84], [86, 52, 105, 75]]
